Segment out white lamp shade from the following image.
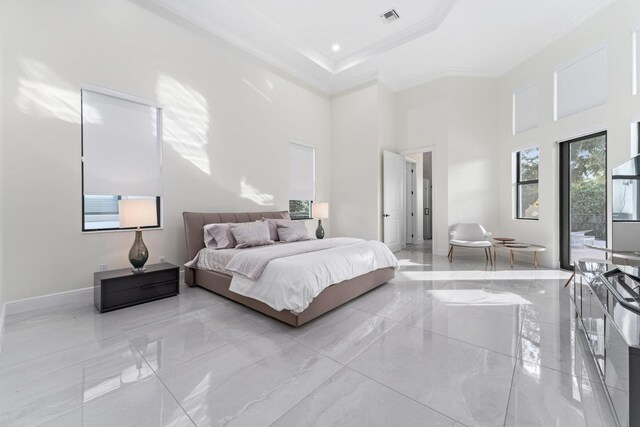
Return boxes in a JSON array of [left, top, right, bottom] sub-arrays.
[[118, 199, 157, 228], [312, 202, 329, 219]]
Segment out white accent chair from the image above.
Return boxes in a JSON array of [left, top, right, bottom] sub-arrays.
[[448, 223, 493, 265]]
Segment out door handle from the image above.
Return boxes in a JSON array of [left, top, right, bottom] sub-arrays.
[[424, 208, 430, 216], [383, 214, 390, 218]]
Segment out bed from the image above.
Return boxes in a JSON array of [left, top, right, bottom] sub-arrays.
[[183, 211, 396, 326]]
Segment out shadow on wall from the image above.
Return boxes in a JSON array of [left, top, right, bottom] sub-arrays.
[[15, 59, 101, 124], [156, 74, 211, 175]]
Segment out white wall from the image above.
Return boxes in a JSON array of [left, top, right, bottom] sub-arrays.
[[1, 0, 331, 302], [330, 82, 397, 241], [330, 84, 379, 240], [396, 76, 500, 256], [377, 82, 397, 239], [497, 0, 640, 268], [0, 0, 4, 310]]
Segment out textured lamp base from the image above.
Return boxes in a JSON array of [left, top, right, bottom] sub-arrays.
[[129, 230, 149, 273], [316, 219, 325, 239]]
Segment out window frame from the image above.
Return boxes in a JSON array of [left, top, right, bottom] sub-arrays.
[[80, 87, 163, 233], [288, 200, 313, 221], [559, 130, 608, 270], [515, 148, 540, 221], [81, 194, 162, 233]]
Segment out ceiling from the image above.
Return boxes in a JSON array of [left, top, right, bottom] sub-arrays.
[[145, 0, 617, 94]]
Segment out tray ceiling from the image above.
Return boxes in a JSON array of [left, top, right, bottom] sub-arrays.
[[143, 0, 617, 94]]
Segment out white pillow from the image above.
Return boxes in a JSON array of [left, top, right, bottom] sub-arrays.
[[277, 221, 312, 243], [229, 221, 274, 248], [203, 223, 237, 249]]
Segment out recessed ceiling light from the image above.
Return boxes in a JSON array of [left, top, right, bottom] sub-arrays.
[[331, 44, 341, 52]]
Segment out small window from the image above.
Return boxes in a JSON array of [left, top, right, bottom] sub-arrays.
[[289, 142, 315, 220], [81, 89, 162, 231], [84, 195, 160, 231], [516, 147, 539, 220], [289, 200, 312, 220]]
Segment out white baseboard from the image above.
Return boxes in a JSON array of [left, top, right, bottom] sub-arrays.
[[4, 287, 94, 316], [4, 269, 185, 316], [0, 269, 186, 354]]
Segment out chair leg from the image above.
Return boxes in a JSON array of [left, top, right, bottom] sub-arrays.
[[489, 247, 493, 266], [484, 248, 489, 261], [448, 245, 454, 262]]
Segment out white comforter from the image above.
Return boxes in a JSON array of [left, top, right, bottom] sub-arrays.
[[187, 238, 398, 313]]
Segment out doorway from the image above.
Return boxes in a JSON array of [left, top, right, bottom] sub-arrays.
[[559, 131, 608, 269], [404, 151, 433, 249]]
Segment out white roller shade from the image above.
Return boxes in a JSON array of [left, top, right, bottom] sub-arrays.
[[513, 83, 539, 134], [82, 89, 162, 196], [555, 46, 607, 120], [289, 142, 315, 200]]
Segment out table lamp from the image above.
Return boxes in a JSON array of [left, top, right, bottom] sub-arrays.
[[312, 202, 329, 239], [119, 199, 157, 273]]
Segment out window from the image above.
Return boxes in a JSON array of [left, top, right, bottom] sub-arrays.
[[289, 142, 315, 219], [555, 46, 607, 120], [516, 147, 539, 220], [82, 89, 162, 231], [634, 30, 640, 95], [513, 83, 539, 135], [289, 200, 312, 220]]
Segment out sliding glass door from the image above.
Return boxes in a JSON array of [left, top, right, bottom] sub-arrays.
[[559, 132, 607, 270]]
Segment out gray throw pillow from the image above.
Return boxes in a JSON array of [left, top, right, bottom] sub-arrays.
[[203, 223, 237, 249], [262, 218, 297, 241], [229, 221, 274, 248], [277, 221, 312, 243]]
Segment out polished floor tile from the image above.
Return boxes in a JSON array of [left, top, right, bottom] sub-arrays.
[[403, 302, 522, 357], [280, 306, 397, 364], [273, 368, 463, 427], [0, 340, 154, 425], [40, 376, 194, 427], [505, 361, 616, 427], [346, 279, 426, 321], [126, 301, 274, 372], [0, 248, 617, 426], [159, 331, 342, 426], [349, 323, 516, 426]]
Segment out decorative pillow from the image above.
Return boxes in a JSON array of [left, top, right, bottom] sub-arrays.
[[277, 221, 312, 243], [203, 223, 237, 249], [262, 218, 297, 241], [229, 221, 274, 248]]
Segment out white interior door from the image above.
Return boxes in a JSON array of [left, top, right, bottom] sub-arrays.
[[383, 150, 404, 252]]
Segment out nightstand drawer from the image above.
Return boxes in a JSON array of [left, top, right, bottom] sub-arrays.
[[101, 280, 178, 312], [94, 263, 180, 313], [102, 270, 178, 293]]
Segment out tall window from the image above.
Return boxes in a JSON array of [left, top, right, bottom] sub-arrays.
[[516, 147, 539, 220], [82, 89, 162, 231], [289, 142, 315, 220]]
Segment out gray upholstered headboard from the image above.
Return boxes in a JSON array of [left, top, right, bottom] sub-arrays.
[[182, 211, 290, 285]]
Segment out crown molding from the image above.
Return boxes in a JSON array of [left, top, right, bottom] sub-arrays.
[[237, 0, 457, 75], [392, 67, 500, 92], [145, 0, 621, 96]]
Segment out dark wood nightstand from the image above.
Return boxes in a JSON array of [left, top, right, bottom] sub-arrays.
[[94, 263, 180, 313]]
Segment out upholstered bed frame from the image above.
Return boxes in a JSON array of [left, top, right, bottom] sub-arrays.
[[183, 211, 394, 327]]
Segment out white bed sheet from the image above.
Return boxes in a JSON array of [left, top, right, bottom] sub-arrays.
[[187, 239, 398, 313], [230, 241, 397, 313]]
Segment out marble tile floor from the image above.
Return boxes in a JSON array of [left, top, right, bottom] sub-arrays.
[[0, 246, 618, 426]]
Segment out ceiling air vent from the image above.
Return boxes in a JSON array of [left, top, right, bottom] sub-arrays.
[[380, 9, 400, 24]]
